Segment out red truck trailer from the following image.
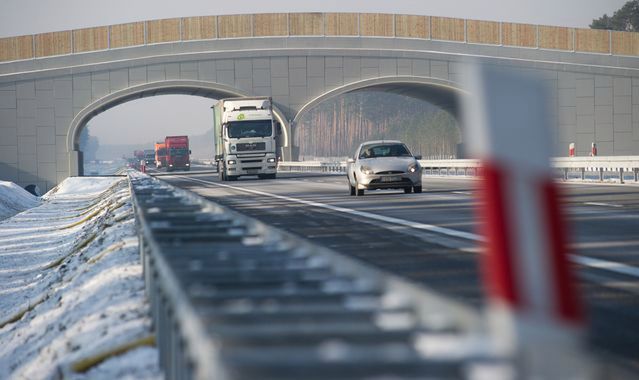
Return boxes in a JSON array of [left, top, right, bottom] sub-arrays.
[[165, 135, 190, 171]]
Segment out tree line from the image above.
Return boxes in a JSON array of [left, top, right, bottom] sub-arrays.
[[591, 0, 638, 31], [295, 91, 460, 160]]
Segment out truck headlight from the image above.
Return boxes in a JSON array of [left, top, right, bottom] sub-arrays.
[[231, 145, 236, 151], [360, 165, 374, 175], [186, 163, 190, 166], [267, 158, 276, 163], [228, 160, 236, 165]]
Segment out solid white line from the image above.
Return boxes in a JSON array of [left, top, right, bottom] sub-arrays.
[[570, 255, 639, 278], [584, 202, 623, 208], [184, 177, 639, 279], [185, 177, 480, 241]]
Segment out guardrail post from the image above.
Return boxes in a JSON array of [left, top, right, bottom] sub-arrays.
[[635, 168, 638, 182], [619, 168, 624, 184], [563, 168, 568, 181], [580, 168, 585, 180], [599, 168, 604, 182]]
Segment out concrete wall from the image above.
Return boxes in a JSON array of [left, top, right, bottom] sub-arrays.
[[0, 16, 638, 191]]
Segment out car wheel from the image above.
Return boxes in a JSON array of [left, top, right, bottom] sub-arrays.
[[349, 181, 356, 196], [404, 187, 412, 194], [413, 185, 422, 193], [354, 175, 364, 196]]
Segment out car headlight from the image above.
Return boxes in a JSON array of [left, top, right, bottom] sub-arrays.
[[267, 158, 276, 163], [360, 165, 374, 175], [408, 163, 418, 173], [186, 163, 190, 166], [228, 160, 236, 165]]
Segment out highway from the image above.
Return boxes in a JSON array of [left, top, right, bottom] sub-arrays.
[[156, 169, 639, 373]]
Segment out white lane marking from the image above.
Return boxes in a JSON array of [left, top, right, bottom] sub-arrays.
[[452, 191, 472, 195], [185, 177, 480, 241], [584, 202, 623, 208], [570, 255, 639, 278], [183, 177, 639, 279]]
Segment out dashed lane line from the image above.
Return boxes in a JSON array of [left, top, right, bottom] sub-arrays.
[[182, 176, 639, 280]]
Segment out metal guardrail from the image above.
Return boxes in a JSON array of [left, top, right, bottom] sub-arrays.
[[128, 171, 491, 380], [279, 156, 639, 183]]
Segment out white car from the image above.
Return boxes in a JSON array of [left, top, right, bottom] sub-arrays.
[[346, 140, 423, 196]]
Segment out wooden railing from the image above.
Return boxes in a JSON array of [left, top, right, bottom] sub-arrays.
[[1, 13, 637, 63]]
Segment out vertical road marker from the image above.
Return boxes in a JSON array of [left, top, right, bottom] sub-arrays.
[[463, 64, 598, 379]]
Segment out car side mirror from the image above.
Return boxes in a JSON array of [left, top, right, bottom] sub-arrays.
[[189, 150, 192, 154], [347, 158, 355, 164], [414, 155, 422, 160]]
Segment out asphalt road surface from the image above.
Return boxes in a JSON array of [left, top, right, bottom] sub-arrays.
[[158, 170, 639, 373]]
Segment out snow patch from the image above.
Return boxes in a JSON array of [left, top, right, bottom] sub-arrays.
[[0, 176, 161, 379], [45, 177, 124, 198], [0, 181, 41, 221]]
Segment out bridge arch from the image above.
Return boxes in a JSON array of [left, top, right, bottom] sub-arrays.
[[67, 80, 291, 175], [292, 76, 468, 127]]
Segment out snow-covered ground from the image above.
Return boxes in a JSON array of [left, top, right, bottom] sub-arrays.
[[0, 181, 41, 221], [0, 177, 162, 379]]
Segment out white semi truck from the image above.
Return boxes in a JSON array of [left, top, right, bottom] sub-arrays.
[[212, 97, 281, 181]]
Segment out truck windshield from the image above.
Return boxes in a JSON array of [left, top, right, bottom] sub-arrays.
[[157, 148, 166, 156], [169, 148, 188, 156], [227, 120, 272, 138]]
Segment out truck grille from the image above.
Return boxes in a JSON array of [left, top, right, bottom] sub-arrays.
[[237, 142, 266, 151]]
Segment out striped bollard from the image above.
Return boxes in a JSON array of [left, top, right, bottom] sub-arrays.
[[463, 64, 597, 379]]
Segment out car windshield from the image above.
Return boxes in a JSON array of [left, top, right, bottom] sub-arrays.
[[358, 144, 412, 159], [227, 120, 272, 138], [169, 147, 188, 156]]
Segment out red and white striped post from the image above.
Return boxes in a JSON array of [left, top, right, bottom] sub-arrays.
[[463, 65, 595, 378]]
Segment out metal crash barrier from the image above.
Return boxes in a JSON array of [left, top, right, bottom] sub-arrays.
[[279, 157, 639, 183], [128, 171, 497, 380]]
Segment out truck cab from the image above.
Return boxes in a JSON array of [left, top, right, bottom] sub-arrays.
[[213, 97, 279, 181], [165, 136, 190, 171]]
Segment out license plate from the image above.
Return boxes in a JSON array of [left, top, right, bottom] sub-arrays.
[[246, 169, 258, 174], [381, 176, 401, 182]]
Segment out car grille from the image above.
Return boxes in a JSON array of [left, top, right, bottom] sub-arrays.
[[369, 178, 412, 184], [375, 170, 404, 174], [237, 142, 266, 151]]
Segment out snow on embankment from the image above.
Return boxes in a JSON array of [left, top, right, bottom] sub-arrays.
[[0, 177, 161, 379], [0, 181, 40, 221]]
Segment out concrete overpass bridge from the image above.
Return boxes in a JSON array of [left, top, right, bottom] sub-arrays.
[[0, 12, 638, 191]]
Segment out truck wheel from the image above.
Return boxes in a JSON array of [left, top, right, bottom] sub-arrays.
[[219, 169, 226, 181], [349, 182, 356, 196], [404, 187, 412, 194], [228, 175, 238, 181]]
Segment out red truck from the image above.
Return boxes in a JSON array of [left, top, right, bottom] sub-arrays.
[[165, 135, 190, 171], [155, 142, 167, 168]]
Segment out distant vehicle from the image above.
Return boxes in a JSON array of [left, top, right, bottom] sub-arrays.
[[346, 140, 423, 196], [155, 142, 167, 168], [165, 135, 190, 171], [133, 150, 145, 161], [143, 150, 155, 166], [212, 97, 280, 181]]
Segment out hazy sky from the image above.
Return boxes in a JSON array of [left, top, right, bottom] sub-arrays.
[[0, 1, 626, 146]]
